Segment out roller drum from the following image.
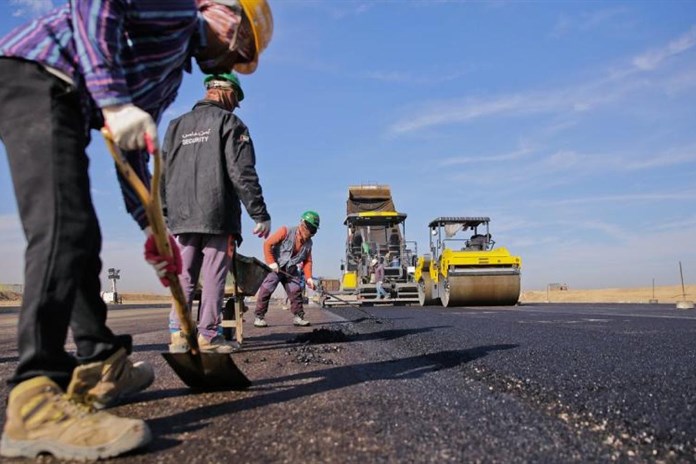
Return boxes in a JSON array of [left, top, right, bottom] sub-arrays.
[[441, 273, 520, 307], [418, 274, 438, 306]]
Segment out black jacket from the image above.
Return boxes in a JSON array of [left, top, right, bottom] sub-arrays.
[[161, 100, 270, 240]]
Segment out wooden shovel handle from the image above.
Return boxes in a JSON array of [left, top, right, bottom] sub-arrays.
[[101, 129, 199, 354]]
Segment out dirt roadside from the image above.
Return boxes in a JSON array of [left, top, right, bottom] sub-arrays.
[[2, 284, 695, 307], [521, 284, 696, 304], [0, 291, 172, 307]]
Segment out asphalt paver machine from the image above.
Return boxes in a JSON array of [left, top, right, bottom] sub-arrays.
[[323, 185, 419, 306]]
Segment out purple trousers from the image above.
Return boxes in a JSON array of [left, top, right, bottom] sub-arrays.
[[169, 233, 233, 340], [255, 271, 304, 318]]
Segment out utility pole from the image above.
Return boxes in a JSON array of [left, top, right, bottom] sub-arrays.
[[107, 268, 121, 304], [649, 277, 658, 304], [676, 261, 694, 310]]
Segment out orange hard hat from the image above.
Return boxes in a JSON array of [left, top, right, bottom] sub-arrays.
[[235, 0, 273, 74]]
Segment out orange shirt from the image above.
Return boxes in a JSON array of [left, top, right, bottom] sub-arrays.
[[263, 226, 313, 280]]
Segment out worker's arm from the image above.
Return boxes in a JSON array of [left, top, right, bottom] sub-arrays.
[[224, 116, 271, 225], [159, 123, 175, 221], [263, 226, 288, 265], [71, 0, 147, 227], [303, 251, 313, 281], [72, 0, 132, 107]]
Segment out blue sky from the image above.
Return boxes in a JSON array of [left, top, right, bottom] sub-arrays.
[[1, 0, 696, 293]]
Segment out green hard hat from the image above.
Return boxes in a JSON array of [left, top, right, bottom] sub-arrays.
[[301, 210, 320, 229], [203, 73, 244, 102]]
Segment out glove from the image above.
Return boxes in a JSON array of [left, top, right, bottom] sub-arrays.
[[269, 262, 279, 273], [102, 104, 158, 151], [253, 220, 271, 238], [306, 278, 316, 290], [144, 232, 182, 287]]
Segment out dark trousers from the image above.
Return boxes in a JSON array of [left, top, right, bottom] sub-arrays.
[[0, 58, 128, 389], [255, 268, 304, 317]]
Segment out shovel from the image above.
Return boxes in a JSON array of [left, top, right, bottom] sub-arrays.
[[318, 288, 383, 324], [101, 129, 250, 390], [276, 269, 383, 324]]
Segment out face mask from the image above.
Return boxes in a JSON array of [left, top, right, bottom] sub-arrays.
[[205, 87, 238, 111]]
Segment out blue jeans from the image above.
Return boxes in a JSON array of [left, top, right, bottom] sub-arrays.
[[375, 281, 388, 299]]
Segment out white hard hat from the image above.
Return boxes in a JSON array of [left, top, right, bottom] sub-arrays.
[[371, 258, 378, 266]]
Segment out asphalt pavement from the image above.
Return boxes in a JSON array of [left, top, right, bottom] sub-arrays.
[[0, 301, 694, 463]]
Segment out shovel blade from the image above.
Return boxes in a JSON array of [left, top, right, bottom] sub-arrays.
[[161, 351, 251, 391]]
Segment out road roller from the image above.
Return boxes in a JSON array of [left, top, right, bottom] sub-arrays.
[[414, 217, 521, 307]]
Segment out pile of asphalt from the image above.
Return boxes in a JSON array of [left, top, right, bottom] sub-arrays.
[[284, 328, 354, 365], [288, 327, 352, 344]]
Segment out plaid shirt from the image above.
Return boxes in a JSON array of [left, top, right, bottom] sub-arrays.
[[0, 0, 204, 227]]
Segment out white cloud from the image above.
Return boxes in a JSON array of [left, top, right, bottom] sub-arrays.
[[387, 84, 632, 134], [10, 0, 54, 17], [548, 191, 696, 207], [438, 145, 535, 166], [519, 226, 696, 289], [388, 25, 696, 136], [361, 68, 472, 85], [623, 146, 696, 170], [542, 150, 581, 171], [552, 7, 632, 37], [632, 25, 696, 71], [294, 1, 373, 20]]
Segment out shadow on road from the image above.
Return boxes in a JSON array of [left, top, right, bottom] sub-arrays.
[[143, 343, 518, 450], [215, 324, 450, 354]]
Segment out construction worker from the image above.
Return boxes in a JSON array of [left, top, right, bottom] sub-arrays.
[[0, 0, 272, 460], [254, 211, 320, 327], [162, 72, 271, 354], [372, 257, 389, 299]]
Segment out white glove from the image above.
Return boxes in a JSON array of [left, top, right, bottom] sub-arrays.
[[269, 262, 279, 273], [102, 104, 158, 151], [306, 278, 316, 290], [253, 220, 271, 238]]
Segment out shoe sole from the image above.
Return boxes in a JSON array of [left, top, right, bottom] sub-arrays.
[[199, 347, 235, 354], [0, 421, 151, 461], [169, 345, 190, 354]]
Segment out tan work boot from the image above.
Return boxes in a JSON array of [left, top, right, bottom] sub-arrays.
[[0, 372, 151, 460], [87, 348, 155, 410], [197, 334, 239, 353], [169, 331, 191, 354]]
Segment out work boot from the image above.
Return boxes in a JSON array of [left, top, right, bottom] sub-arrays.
[[293, 315, 310, 327], [254, 317, 268, 328], [87, 348, 155, 410], [0, 373, 151, 460], [197, 334, 238, 354], [169, 331, 191, 354]]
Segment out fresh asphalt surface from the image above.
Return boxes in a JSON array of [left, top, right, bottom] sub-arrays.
[[0, 302, 695, 463]]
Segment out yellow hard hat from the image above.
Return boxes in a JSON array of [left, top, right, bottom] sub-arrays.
[[235, 0, 273, 74]]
